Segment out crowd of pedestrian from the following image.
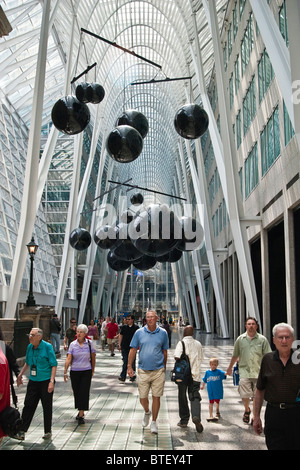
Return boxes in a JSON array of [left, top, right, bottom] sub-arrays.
[[0, 315, 300, 450]]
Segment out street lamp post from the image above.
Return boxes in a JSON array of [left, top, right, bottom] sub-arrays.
[[26, 237, 39, 307]]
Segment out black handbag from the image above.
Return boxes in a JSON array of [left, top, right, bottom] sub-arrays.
[[0, 404, 22, 438]]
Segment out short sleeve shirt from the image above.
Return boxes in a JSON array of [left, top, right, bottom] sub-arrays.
[[120, 323, 139, 349], [68, 339, 95, 371], [130, 325, 169, 370], [202, 369, 227, 400], [106, 322, 119, 339], [25, 340, 57, 381], [257, 350, 300, 403], [233, 332, 271, 378]]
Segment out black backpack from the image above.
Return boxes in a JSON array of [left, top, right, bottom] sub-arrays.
[[0, 405, 23, 438], [171, 340, 192, 385]]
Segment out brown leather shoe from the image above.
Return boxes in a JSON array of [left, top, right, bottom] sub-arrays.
[[192, 417, 204, 433]]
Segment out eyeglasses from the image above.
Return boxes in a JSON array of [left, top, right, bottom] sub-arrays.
[[276, 335, 292, 341]]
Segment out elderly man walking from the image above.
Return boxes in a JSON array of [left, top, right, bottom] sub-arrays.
[[16, 328, 57, 440], [254, 323, 300, 450], [127, 310, 169, 434]]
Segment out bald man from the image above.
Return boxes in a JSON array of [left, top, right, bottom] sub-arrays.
[[174, 326, 204, 433]]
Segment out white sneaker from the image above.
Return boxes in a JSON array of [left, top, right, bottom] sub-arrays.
[[150, 421, 158, 434], [142, 411, 151, 427]]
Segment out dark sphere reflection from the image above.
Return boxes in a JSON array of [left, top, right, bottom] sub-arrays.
[[174, 104, 209, 139], [106, 125, 143, 163], [51, 95, 90, 135]]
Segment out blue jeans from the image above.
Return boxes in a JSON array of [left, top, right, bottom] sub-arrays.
[[50, 333, 60, 354], [120, 348, 136, 379]]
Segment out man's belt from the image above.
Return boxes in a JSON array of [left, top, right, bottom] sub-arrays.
[[268, 402, 300, 409]]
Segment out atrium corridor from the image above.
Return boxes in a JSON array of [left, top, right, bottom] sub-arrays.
[[1, 328, 267, 452]]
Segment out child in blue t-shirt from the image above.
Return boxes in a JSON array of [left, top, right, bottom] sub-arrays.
[[201, 357, 226, 422]]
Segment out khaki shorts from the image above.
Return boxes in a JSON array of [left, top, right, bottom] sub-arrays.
[[238, 378, 257, 399], [107, 338, 116, 344], [138, 368, 166, 398]]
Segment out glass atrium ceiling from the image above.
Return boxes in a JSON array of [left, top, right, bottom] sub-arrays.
[[0, 0, 228, 204]]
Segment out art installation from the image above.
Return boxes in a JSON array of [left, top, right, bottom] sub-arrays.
[[51, 81, 105, 134], [70, 202, 203, 272], [174, 103, 209, 139], [93, 225, 119, 250], [106, 110, 148, 163], [63, 94, 208, 271], [130, 193, 144, 205], [116, 109, 149, 138], [75, 82, 105, 104], [106, 125, 144, 163], [69, 227, 92, 251], [131, 204, 181, 257], [51, 95, 91, 135]]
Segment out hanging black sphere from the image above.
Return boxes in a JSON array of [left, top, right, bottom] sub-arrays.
[[155, 252, 170, 263], [176, 216, 204, 251], [131, 204, 181, 257], [132, 254, 157, 271], [69, 227, 91, 251], [174, 103, 209, 139], [107, 250, 131, 272], [106, 125, 143, 163], [116, 109, 149, 139], [51, 95, 91, 135], [94, 225, 119, 250], [112, 238, 143, 262], [76, 82, 105, 104], [130, 193, 144, 205], [167, 248, 183, 263], [155, 247, 183, 263]]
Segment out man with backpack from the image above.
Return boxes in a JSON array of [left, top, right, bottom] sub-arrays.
[[174, 325, 204, 433]]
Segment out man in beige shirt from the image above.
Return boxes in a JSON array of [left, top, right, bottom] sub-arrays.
[[174, 325, 204, 433]]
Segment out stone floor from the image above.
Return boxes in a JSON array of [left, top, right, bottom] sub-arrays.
[[1, 327, 267, 452]]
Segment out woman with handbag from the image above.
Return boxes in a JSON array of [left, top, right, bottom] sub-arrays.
[[64, 324, 96, 424]]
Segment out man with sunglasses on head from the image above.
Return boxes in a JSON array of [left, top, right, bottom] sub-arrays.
[[15, 328, 57, 441]]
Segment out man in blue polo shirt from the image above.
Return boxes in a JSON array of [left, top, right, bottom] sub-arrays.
[[128, 310, 169, 434]]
